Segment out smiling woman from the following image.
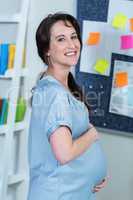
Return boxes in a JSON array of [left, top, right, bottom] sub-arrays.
[[48, 20, 80, 70], [27, 12, 108, 200]]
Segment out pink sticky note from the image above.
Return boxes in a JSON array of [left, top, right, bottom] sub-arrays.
[[121, 35, 133, 49]]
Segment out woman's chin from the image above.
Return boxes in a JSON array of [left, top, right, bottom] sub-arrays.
[[67, 60, 79, 66]]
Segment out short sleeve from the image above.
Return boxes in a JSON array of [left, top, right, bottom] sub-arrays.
[[44, 91, 72, 141]]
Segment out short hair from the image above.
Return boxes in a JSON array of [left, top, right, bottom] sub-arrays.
[[36, 12, 82, 65]]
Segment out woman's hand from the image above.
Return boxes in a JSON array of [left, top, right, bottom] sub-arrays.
[[92, 177, 108, 193], [88, 123, 100, 142]]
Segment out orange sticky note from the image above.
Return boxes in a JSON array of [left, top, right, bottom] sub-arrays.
[[115, 72, 128, 87], [87, 32, 100, 45], [130, 18, 133, 32]]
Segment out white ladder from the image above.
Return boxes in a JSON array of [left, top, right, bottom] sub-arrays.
[[0, 0, 30, 199]]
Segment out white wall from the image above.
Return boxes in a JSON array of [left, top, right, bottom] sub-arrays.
[[26, 0, 133, 200], [98, 130, 133, 200]]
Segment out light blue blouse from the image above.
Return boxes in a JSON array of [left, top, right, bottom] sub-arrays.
[[27, 75, 107, 200]]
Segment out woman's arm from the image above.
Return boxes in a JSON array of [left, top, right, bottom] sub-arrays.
[[50, 125, 99, 165]]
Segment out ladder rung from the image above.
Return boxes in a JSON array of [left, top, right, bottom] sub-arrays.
[[0, 68, 28, 79], [0, 14, 21, 23], [0, 125, 7, 135], [0, 121, 26, 135], [14, 121, 27, 132], [8, 174, 26, 185]]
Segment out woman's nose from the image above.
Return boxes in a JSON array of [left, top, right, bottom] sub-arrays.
[[67, 39, 75, 48]]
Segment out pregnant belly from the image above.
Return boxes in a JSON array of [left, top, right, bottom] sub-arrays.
[[58, 141, 107, 188], [80, 140, 107, 185]]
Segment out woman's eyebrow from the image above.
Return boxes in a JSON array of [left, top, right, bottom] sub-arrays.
[[71, 32, 77, 35], [55, 34, 65, 39], [55, 32, 77, 39]]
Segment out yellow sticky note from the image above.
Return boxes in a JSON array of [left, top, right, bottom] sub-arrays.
[[112, 13, 127, 29], [94, 59, 109, 74], [87, 32, 100, 45]]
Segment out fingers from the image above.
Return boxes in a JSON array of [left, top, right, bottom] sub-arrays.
[[89, 126, 100, 142], [92, 177, 108, 193]]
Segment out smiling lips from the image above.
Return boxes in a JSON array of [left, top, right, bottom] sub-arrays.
[[64, 50, 77, 56]]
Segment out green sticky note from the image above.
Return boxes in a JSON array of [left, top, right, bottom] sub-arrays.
[[94, 59, 109, 74], [112, 13, 127, 29]]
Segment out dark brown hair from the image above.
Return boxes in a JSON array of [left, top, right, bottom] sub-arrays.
[[33, 12, 89, 111]]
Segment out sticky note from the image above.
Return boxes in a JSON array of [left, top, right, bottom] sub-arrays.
[[121, 35, 133, 49], [115, 72, 128, 87], [94, 59, 109, 74], [87, 32, 100, 45], [130, 18, 133, 32], [112, 13, 127, 29]]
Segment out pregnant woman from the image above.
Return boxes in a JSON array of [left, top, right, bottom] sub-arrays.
[[27, 12, 108, 200]]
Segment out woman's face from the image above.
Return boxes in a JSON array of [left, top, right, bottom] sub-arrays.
[[47, 20, 81, 69]]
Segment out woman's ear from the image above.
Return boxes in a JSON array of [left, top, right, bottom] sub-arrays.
[[47, 52, 50, 57]]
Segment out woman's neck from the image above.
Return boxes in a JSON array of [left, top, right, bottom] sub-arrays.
[[45, 68, 70, 89]]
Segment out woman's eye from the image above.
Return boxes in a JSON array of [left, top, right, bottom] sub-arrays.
[[71, 35, 78, 39], [58, 38, 65, 42]]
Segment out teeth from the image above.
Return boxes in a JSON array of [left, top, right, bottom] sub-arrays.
[[65, 52, 76, 56]]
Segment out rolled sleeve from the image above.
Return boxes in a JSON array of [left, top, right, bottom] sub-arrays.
[[45, 91, 72, 141]]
